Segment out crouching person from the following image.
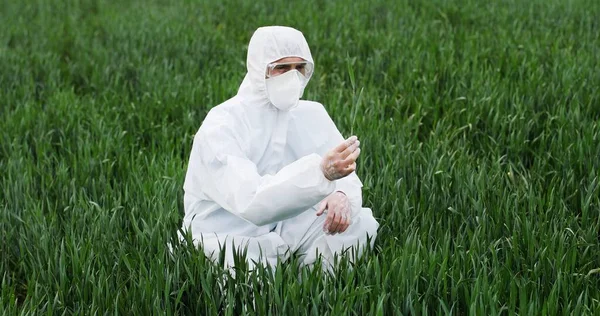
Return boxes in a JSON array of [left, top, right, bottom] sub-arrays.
[[180, 26, 379, 272]]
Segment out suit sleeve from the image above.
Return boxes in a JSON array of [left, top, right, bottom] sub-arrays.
[[184, 116, 336, 226]]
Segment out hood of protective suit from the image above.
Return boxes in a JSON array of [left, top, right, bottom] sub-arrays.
[[237, 26, 314, 109]]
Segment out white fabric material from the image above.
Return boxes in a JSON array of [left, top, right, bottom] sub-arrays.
[[181, 26, 378, 269], [236, 26, 313, 109], [275, 206, 379, 270], [265, 69, 304, 111], [197, 206, 378, 271]]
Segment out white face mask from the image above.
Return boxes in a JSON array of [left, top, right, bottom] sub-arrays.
[[265, 70, 305, 111]]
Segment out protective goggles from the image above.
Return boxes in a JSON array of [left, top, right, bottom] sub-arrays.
[[266, 61, 314, 79]]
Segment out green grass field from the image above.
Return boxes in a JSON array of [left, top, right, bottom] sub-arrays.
[[2, 0, 600, 314]]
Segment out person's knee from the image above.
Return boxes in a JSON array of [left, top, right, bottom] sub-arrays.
[[356, 210, 379, 240]]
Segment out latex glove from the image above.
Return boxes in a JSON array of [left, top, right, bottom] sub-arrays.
[[316, 191, 351, 235], [320, 136, 361, 181]]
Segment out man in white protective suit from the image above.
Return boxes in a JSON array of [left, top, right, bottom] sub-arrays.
[[181, 26, 379, 271]]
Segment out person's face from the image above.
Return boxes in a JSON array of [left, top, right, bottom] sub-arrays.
[[265, 57, 312, 79]]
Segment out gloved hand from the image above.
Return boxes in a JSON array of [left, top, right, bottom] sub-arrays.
[[320, 136, 361, 181], [316, 191, 351, 235]]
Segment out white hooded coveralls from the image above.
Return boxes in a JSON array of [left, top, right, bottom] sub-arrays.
[[182, 26, 379, 269]]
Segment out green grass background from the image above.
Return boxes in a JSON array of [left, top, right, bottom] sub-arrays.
[[1, 0, 599, 314]]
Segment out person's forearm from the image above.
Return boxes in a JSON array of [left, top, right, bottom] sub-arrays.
[[230, 154, 336, 226]]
